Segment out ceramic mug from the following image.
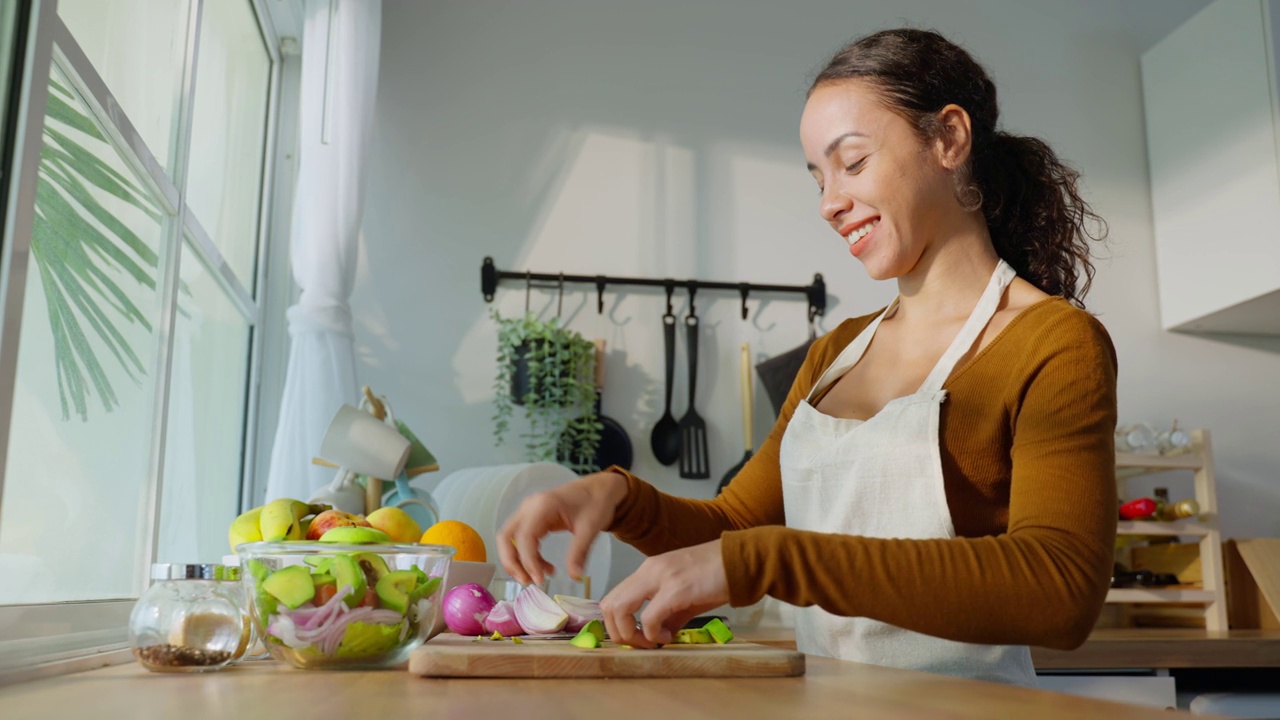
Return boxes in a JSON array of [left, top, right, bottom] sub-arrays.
[[318, 404, 411, 479]]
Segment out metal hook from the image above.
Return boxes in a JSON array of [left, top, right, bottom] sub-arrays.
[[664, 281, 675, 317], [809, 273, 826, 318], [557, 273, 565, 318], [686, 282, 698, 319], [738, 283, 750, 321], [525, 271, 532, 314], [596, 276, 607, 314]]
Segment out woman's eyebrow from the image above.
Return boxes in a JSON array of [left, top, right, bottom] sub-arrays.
[[807, 131, 868, 171]]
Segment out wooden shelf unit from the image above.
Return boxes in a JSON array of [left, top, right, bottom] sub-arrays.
[[1109, 429, 1227, 631]]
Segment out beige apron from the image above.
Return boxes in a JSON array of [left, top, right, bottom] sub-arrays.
[[779, 260, 1037, 686]]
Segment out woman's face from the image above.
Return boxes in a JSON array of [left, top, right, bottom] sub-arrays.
[[800, 80, 956, 280]]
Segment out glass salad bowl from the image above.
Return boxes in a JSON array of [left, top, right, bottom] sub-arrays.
[[236, 541, 454, 669]]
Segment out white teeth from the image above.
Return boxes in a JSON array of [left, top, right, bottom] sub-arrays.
[[849, 219, 878, 243]]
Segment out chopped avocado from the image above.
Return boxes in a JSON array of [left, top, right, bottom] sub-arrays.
[[245, 558, 271, 583], [580, 619, 606, 643], [410, 575, 442, 603], [569, 625, 601, 649], [490, 631, 504, 641], [311, 573, 336, 588], [261, 565, 316, 609], [374, 570, 418, 614], [255, 587, 279, 618], [304, 556, 334, 575], [354, 552, 391, 588], [672, 628, 714, 644], [512, 637, 524, 645], [331, 554, 367, 609], [702, 618, 734, 644]]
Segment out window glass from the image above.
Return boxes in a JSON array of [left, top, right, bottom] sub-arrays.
[[186, 0, 270, 288], [57, 0, 189, 171], [0, 62, 167, 604], [157, 238, 251, 565]]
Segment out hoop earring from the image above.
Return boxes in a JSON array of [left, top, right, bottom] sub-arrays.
[[953, 171, 983, 213]]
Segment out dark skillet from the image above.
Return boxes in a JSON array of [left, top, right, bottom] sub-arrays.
[[591, 339, 633, 471]]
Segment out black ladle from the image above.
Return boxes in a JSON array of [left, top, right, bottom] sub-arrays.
[[650, 287, 681, 465]]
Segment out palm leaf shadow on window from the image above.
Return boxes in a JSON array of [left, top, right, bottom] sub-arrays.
[[29, 76, 168, 421]]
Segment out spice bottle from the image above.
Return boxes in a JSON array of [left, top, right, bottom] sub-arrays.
[[1159, 498, 1201, 521], [1153, 487, 1170, 518], [129, 564, 247, 673]]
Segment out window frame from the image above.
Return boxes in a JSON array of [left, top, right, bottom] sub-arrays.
[[0, 0, 297, 678]]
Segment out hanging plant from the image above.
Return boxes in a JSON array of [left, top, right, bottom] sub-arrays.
[[491, 309, 601, 471]]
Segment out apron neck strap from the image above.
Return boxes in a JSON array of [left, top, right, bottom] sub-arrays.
[[918, 260, 1016, 392]]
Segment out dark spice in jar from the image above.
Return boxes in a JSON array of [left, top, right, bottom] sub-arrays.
[[134, 644, 232, 668]]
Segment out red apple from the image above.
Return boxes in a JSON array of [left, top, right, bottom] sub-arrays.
[[305, 509, 372, 540]]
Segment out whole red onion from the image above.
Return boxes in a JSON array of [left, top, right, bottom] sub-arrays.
[[441, 583, 496, 635]]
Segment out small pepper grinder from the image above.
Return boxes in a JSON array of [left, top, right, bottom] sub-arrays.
[[129, 564, 248, 673]]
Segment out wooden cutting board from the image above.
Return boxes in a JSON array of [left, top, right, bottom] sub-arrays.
[[409, 634, 805, 678]]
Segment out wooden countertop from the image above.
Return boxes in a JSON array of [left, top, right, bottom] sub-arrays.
[[754, 627, 1280, 670], [0, 650, 1218, 719], [1031, 628, 1280, 669]]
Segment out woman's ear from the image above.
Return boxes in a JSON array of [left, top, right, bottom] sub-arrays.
[[933, 104, 973, 170]]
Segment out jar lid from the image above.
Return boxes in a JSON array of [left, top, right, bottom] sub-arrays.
[[150, 563, 237, 580]]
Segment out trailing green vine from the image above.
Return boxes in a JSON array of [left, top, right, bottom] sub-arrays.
[[491, 309, 601, 472]]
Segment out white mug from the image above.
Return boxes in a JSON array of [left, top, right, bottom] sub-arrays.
[[318, 404, 411, 479]]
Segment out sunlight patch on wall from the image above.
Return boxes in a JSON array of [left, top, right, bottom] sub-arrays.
[[452, 127, 697, 406]]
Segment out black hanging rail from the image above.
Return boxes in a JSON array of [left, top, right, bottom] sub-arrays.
[[480, 256, 826, 321]]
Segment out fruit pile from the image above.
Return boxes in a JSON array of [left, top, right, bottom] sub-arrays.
[[245, 552, 442, 663], [228, 499, 433, 551]]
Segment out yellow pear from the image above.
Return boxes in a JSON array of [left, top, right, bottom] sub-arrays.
[[365, 506, 423, 543]]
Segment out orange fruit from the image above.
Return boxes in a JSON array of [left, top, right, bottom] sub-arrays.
[[420, 520, 487, 562]]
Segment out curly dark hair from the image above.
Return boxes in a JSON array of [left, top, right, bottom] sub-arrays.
[[809, 28, 1108, 307]]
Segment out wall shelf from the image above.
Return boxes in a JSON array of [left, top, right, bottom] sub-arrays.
[[1117, 519, 1215, 537], [1107, 588, 1217, 603], [1107, 429, 1227, 631], [1115, 453, 1203, 471]]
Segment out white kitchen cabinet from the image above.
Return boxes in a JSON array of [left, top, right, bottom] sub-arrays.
[[1142, 0, 1280, 333]]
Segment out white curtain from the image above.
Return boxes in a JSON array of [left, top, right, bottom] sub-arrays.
[[265, 0, 382, 502]]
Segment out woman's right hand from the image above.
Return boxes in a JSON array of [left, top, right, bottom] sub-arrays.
[[496, 471, 628, 586]]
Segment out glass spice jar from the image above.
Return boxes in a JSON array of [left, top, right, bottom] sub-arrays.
[[129, 564, 248, 673]]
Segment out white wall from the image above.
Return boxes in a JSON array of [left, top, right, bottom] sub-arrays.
[[352, 0, 1280, 580]]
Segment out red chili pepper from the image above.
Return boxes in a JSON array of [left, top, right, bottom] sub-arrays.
[[1119, 497, 1157, 520]]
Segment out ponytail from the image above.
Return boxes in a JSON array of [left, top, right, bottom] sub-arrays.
[[970, 132, 1107, 307]]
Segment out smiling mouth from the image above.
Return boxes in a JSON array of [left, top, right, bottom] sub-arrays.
[[842, 218, 879, 247]]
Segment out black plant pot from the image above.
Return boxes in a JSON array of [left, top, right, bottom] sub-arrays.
[[509, 340, 574, 407], [509, 341, 535, 407]]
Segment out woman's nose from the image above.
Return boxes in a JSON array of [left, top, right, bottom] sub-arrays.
[[819, 185, 852, 223]]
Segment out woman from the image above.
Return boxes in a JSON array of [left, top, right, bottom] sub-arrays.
[[497, 28, 1117, 686]]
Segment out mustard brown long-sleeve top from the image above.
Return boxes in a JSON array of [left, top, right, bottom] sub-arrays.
[[607, 297, 1118, 651]]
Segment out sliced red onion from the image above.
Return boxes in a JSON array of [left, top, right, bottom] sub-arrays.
[[513, 584, 568, 634], [483, 600, 524, 636], [442, 583, 496, 635], [553, 595, 603, 633]]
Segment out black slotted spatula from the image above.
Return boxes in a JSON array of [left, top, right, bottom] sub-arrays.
[[678, 301, 709, 479]]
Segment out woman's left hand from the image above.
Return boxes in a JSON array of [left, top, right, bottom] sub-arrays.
[[600, 539, 730, 648]]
